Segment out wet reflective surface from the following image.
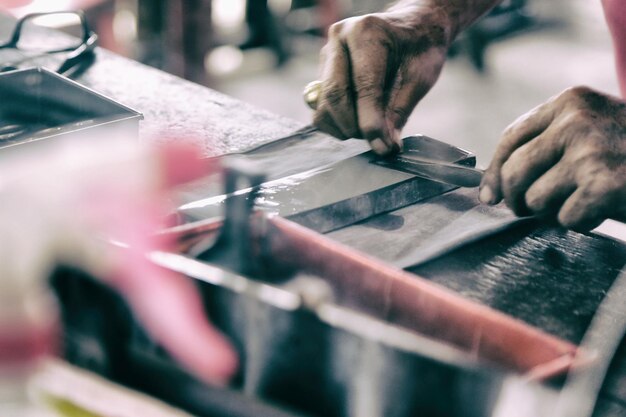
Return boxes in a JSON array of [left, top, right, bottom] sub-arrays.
[[178, 136, 475, 233], [329, 188, 626, 406]]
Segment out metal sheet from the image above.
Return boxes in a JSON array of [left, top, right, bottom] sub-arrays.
[[178, 136, 476, 233], [328, 195, 532, 270], [0, 67, 142, 157]]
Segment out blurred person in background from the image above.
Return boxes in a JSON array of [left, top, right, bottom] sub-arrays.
[[240, 0, 290, 65], [240, 0, 342, 66], [312, 0, 626, 232]]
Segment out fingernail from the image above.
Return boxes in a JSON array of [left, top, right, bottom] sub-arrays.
[[370, 138, 389, 155], [393, 129, 403, 152], [479, 186, 495, 205]]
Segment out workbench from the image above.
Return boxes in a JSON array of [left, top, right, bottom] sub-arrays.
[[2, 13, 625, 417]]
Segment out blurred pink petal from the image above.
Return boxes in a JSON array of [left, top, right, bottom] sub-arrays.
[[83, 142, 237, 385], [157, 142, 219, 189], [112, 256, 238, 385]]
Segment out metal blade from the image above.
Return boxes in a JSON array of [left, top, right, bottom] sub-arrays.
[[177, 135, 476, 233], [375, 157, 484, 188], [373, 135, 484, 188], [392, 205, 532, 269]]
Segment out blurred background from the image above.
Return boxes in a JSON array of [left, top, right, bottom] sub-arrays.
[[1, 0, 620, 166]]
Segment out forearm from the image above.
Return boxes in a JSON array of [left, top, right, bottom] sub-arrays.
[[385, 0, 503, 43]]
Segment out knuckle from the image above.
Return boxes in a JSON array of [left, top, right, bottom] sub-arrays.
[[559, 85, 591, 102], [571, 107, 595, 122], [557, 86, 605, 113], [579, 169, 619, 193], [500, 159, 520, 191], [568, 146, 608, 174], [328, 21, 345, 38], [524, 181, 549, 209], [501, 122, 518, 139], [502, 108, 539, 138], [322, 82, 348, 108], [390, 107, 411, 127], [557, 207, 581, 230], [569, 85, 593, 96], [500, 149, 528, 193], [555, 109, 589, 131], [355, 79, 381, 98], [582, 140, 606, 158], [525, 192, 542, 212], [353, 14, 389, 34]]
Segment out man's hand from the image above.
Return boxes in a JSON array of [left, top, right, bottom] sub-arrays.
[[312, 0, 502, 155], [313, 8, 451, 155], [479, 86, 626, 231]]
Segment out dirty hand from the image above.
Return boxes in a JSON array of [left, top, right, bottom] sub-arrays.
[[312, 7, 452, 155], [479, 86, 626, 231], [0, 137, 237, 385]]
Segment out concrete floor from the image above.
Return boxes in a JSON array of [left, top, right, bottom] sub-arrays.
[[212, 0, 620, 168]]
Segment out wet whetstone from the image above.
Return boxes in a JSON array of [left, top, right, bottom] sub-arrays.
[[330, 187, 624, 342], [407, 220, 626, 407], [331, 187, 626, 407], [409, 222, 625, 343]]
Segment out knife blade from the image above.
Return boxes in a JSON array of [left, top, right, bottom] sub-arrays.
[[303, 82, 483, 188], [238, 125, 484, 189], [375, 156, 484, 188], [178, 135, 475, 233]]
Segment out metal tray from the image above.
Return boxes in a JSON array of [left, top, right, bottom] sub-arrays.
[[0, 67, 142, 157]]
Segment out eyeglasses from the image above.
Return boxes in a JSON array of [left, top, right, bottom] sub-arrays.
[[0, 11, 98, 76]]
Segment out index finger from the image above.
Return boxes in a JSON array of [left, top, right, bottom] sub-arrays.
[[345, 16, 397, 154], [480, 102, 556, 205], [69, 143, 238, 386], [314, 33, 359, 140]]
